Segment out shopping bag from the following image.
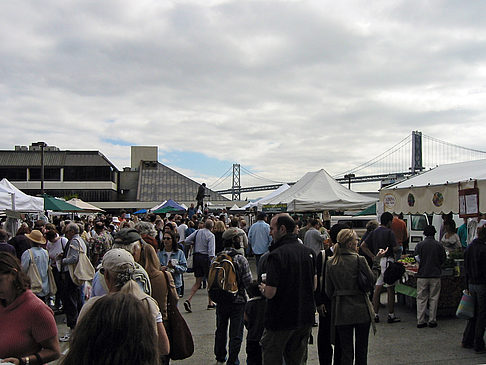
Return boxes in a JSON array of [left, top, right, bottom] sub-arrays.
[[27, 249, 43, 293], [69, 244, 95, 285], [47, 265, 57, 295], [456, 290, 475, 320]]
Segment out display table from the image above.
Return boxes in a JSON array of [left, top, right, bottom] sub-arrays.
[[395, 270, 465, 317]]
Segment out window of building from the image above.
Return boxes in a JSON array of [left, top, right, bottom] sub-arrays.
[[0, 168, 27, 181], [29, 168, 61, 181], [64, 166, 113, 181]]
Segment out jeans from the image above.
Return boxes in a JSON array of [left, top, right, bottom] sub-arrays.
[[261, 326, 312, 365], [462, 284, 486, 351], [215, 302, 245, 365], [335, 322, 371, 365]]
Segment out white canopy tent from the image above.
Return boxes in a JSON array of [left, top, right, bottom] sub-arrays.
[[67, 198, 105, 213], [241, 183, 291, 210], [380, 159, 486, 214], [0, 178, 44, 212], [262, 169, 377, 212]]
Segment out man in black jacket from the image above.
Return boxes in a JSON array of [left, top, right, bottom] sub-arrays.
[[259, 214, 316, 365], [462, 223, 486, 352], [414, 225, 446, 328]]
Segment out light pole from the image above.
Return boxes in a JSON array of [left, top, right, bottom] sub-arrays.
[[344, 173, 355, 189], [33, 142, 47, 195]]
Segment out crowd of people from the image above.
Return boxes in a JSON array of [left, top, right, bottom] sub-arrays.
[[1, 203, 486, 365]]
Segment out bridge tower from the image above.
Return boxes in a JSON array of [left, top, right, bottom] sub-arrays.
[[232, 163, 241, 201], [411, 130, 424, 174]]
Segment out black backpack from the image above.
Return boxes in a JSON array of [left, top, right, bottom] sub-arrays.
[[383, 261, 405, 285]]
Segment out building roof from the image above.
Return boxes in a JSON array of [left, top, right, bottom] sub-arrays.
[[137, 161, 228, 202], [0, 150, 118, 170]]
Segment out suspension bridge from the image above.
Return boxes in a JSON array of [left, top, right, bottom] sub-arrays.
[[212, 131, 486, 200]]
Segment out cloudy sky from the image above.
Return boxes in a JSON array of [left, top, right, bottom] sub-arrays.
[[1, 0, 486, 197]]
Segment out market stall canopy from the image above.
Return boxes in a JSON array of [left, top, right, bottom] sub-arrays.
[[263, 169, 378, 212], [152, 199, 186, 214], [354, 203, 377, 216], [150, 200, 167, 211], [0, 178, 44, 212], [133, 209, 148, 214], [380, 159, 486, 214], [152, 206, 178, 214], [241, 183, 291, 210], [43, 195, 82, 212], [67, 198, 104, 213]]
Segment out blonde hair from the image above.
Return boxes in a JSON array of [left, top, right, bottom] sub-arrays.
[[214, 221, 226, 232], [330, 229, 357, 265]]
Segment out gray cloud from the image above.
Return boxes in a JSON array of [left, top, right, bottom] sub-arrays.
[[1, 0, 486, 193]]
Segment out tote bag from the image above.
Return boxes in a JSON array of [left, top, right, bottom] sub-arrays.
[[47, 265, 57, 295], [456, 290, 475, 320], [69, 244, 95, 285], [27, 249, 43, 294]]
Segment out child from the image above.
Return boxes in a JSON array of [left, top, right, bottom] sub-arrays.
[[244, 281, 266, 365]]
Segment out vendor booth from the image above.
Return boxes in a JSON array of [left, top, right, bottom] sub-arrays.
[[262, 169, 377, 212], [380, 159, 486, 316], [380, 159, 486, 214]]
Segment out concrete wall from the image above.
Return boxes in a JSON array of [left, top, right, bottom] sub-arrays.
[[131, 146, 158, 169]]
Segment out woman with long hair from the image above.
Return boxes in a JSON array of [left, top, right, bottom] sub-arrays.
[[158, 230, 187, 297], [213, 220, 226, 254], [325, 229, 387, 365], [78, 249, 170, 357], [0, 252, 61, 364], [61, 292, 159, 365]]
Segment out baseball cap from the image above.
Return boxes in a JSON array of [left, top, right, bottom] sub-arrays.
[[102, 248, 135, 273]]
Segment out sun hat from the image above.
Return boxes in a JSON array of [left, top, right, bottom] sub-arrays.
[[26, 229, 46, 245], [102, 248, 135, 273]]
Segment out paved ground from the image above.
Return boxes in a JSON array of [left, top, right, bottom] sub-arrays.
[[52, 257, 486, 364]]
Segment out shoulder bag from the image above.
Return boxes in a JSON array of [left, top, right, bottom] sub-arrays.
[[27, 249, 43, 294], [68, 243, 95, 286], [163, 271, 194, 360]]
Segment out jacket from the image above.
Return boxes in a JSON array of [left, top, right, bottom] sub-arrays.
[[325, 249, 380, 342]]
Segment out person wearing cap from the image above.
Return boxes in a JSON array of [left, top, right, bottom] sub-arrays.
[[91, 228, 152, 297], [462, 222, 486, 352], [78, 248, 170, 357], [214, 228, 252, 365], [414, 225, 446, 328], [20, 229, 50, 302]]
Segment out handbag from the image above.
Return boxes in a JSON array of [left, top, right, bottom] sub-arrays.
[[456, 289, 475, 319], [186, 247, 194, 270], [68, 243, 95, 286], [47, 265, 57, 295], [357, 256, 374, 293], [163, 271, 194, 360], [27, 249, 43, 294]]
